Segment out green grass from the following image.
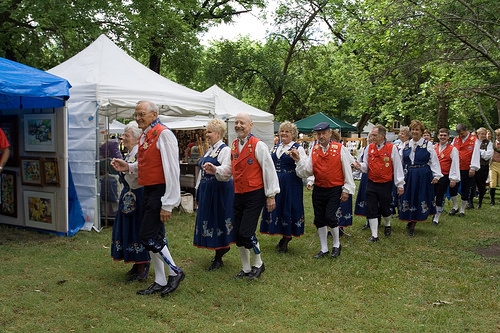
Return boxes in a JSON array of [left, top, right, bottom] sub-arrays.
[[0, 187, 499, 332]]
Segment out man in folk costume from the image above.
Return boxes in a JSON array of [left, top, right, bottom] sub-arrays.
[[353, 125, 404, 242], [448, 124, 480, 217], [213, 113, 279, 279], [291, 122, 355, 258], [111, 101, 184, 296], [489, 128, 500, 205], [433, 128, 460, 225]]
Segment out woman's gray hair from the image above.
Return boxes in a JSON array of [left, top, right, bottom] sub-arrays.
[[207, 118, 227, 137], [123, 122, 142, 140], [279, 121, 299, 141]]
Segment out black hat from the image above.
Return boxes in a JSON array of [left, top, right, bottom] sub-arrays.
[[313, 122, 331, 131]]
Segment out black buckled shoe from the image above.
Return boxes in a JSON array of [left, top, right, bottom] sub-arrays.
[[384, 226, 391, 236], [207, 260, 224, 271], [313, 250, 329, 259], [449, 208, 458, 216], [137, 282, 167, 295], [368, 236, 379, 242], [249, 263, 265, 280], [233, 270, 251, 279], [161, 271, 185, 296], [459, 212, 465, 217], [331, 245, 341, 258]]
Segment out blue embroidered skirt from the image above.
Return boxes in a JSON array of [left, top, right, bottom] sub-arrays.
[[354, 173, 368, 217], [398, 165, 436, 222]]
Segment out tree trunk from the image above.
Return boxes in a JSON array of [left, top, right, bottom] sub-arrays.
[[357, 113, 371, 135], [149, 53, 161, 74], [436, 95, 449, 132]]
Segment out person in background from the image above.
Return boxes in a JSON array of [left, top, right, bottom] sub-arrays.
[[433, 128, 460, 225], [354, 125, 404, 241], [260, 121, 306, 253], [111, 100, 184, 297], [397, 127, 411, 152], [399, 120, 442, 236], [423, 129, 433, 143], [193, 119, 234, 270], [210, 113, 279, 280], [488, 128, 500, 205], [468, 127, 493, 209], [0, 128, 10, 208], [111, 123, 150, 282], [291, 122, 355, 259], [449, 123, 480, 217]]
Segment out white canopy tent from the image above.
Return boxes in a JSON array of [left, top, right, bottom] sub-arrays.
[[202, 85, 274, 149], [108, 119, 126, 134], [48, 35, 215, 230]]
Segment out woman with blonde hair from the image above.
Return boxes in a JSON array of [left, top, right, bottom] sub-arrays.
[[398, 120, 442, 236], [193, 118, 235, 270], [260, 121, 306, 253]]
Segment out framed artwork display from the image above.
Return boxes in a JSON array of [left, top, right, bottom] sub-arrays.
[[41, 157, 60, 186], [20, 157, 42, 186], [24, 114, 56, 152], [0, 115, 20, 166], [0, 170, 17, 217], [23, 191, 56, 231]]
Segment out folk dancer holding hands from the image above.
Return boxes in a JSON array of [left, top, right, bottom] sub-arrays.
[[111, 101, 184, 297]]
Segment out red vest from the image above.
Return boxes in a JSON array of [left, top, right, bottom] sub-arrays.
[[311, 142, 344, 187], [453, 134, 477, 171], [137, 123, 167, 186], [367, 142, 394, 183], [231, 136, 264, 194], [435, 143, 453, 175]]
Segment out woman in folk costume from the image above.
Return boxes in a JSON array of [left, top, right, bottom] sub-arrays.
[[260, 121, 306, 253], [193, 119, 235, 270], [111, 123, 150, 282], [399, 120, 442, 236]]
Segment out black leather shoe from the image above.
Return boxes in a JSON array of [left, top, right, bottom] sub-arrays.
[[432, 220, 439, 226], [331, 245, 341, 258], [449, 208, 458, 216], [233, 270, 251, 279], [313, 250, 329, 259], [277, 246, 288, 254], [459, 212, 465, 217], [137, 282, 166, 295], [161, 271, 185, 296], [249, 263, 265, 280], [384, 226, 391, 236], [368, 236, 379, 242], [207, 260, 223, 271], [276, 239, 284, 249]]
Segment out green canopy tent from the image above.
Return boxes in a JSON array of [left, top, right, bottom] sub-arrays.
[[295, 112, 357, 133]]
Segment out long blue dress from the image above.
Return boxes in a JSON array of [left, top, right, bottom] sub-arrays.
[[337, 194, 353, 227], [399, 141, 436, 222], [260, 142, 305, 237], [111, 147, 150, 264], [193, 144, 235, 249]]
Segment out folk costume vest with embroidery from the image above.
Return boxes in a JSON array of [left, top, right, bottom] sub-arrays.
[[138, 123, 167, 186], [231, 135, 263, 194], [367, 142, 394, 183], [453, 135, 477, 170], [311, 142, 344, 187], [435, 143, 453, 175]]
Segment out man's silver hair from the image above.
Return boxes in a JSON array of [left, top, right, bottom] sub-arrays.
[[137, 100, 159, 114]]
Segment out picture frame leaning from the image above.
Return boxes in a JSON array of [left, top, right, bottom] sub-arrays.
[[24, 113, 56, 152], [23, 190, 57, 231]]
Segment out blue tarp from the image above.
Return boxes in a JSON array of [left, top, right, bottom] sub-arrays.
[[0, 57, 71, 110]]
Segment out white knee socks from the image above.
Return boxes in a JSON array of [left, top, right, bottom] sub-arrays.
[[368, 218, 378, 238], [318, 226, 329, 253], [150, 252, 167, 286], [238, 246, 251, 273]]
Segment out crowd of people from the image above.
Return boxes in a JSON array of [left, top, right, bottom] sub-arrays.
[[109, 100, 499, 297]]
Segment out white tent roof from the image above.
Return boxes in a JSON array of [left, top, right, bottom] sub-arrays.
[[48, 34, 214, 118], [202, 85, 274, 148], [108, 119, 126, 133], [353, 121, 375, 134]]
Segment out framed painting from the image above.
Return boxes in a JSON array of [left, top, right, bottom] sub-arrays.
[[23, 191, 56, 231], [20, 157, 42, 186], [23, 114, 56, 152], [0, 170, 17, 217], [0, 115, 20, 166], [41, 157, 60, 186]]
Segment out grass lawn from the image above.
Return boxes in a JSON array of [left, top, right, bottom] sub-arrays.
[[0, 188, 499, 332]]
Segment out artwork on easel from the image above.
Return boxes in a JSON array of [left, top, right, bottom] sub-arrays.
[[23, 190, 56, 231], [0, 170, 17, 217], [24, 114, 56, 152], [0, 116, 20, 166], [20, 157, 42, 186], [41, 157, 60, 186]]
